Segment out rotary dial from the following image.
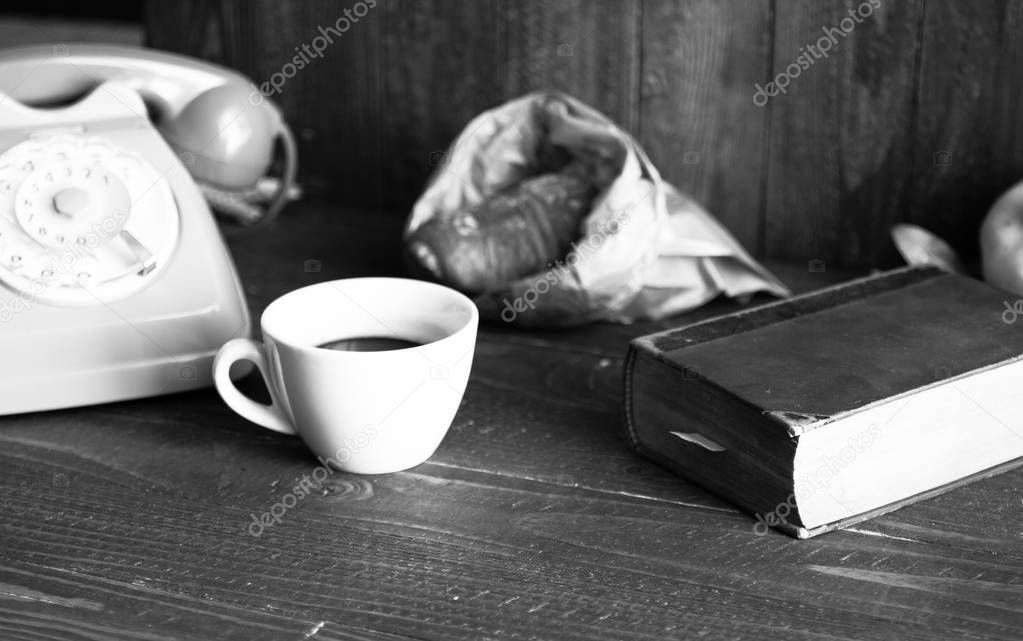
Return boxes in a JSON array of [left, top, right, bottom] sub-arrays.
[[0, 134, 179, 305]]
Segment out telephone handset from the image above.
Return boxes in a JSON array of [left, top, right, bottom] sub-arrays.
[[0, 43, 298, 223], [0, 44, 293, 414]]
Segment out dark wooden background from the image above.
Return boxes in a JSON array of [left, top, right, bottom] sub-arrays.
[[1, 7, 1022, 638], [144, 0, 1023, 269]]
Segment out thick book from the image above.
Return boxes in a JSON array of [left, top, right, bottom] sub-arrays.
[[623, 266, 1023, 538]]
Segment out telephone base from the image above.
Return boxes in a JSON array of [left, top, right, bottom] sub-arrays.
[[0, 350, 222, 415], [0, 80, 252, 415]]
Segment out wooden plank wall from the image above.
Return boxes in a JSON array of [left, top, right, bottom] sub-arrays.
[[144, 0, 1023, 269]]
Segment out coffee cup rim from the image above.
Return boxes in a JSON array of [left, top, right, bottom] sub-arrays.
[[259, 277, 479, 354]]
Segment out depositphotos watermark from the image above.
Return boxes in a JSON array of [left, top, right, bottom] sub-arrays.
[[1002, 299, 1023, 324], [249, 0, 377, 105], [753, 422, 882, 535], [246, 424, 378, 537], [752, 0, 882, 107], [0, 210, 127, 323], [499, 209, 631, 322]]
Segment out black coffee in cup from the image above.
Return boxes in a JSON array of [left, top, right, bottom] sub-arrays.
[[317, 336, 422, 352]]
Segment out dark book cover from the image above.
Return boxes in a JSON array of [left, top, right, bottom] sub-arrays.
[[624, 267, 1023, 537]]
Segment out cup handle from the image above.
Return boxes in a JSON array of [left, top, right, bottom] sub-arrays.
[[213, 338, 297, 435]]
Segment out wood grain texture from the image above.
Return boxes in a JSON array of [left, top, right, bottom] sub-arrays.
[[145, 0, 641, 215], [908, 0, 1023, 262], [503, 0, 640, 132], [146, 0, 388, 206], [142, 0, 1023, 267], [638, 0, 773, 255], [377, 0, 511, 214], [988, 1, 1023, 210], [764, 0, 925, 268], [1, 203, 1021, 640]]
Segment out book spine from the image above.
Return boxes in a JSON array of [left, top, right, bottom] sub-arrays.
[[625, 345, 803, 534]]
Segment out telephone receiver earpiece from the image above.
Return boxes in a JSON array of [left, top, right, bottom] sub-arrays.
[[0, 44, 298, 225], [156, 82, 298, 224]]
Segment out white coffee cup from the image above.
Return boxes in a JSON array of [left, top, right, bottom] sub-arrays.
[[213, 277, 478, 474]]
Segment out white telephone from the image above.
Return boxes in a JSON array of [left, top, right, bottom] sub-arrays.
[[0, 44, 297, 414]]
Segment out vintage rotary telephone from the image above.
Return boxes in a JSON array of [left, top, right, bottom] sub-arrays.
[[0, 44, 298, 414]]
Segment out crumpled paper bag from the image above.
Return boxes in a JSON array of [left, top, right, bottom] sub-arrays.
[[404, 91, 790, 327]]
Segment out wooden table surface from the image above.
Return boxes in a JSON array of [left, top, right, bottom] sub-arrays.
[[1, 204, 1021, 641]]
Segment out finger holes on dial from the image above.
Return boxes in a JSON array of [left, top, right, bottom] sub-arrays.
[[0, 133, 177, 304]]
